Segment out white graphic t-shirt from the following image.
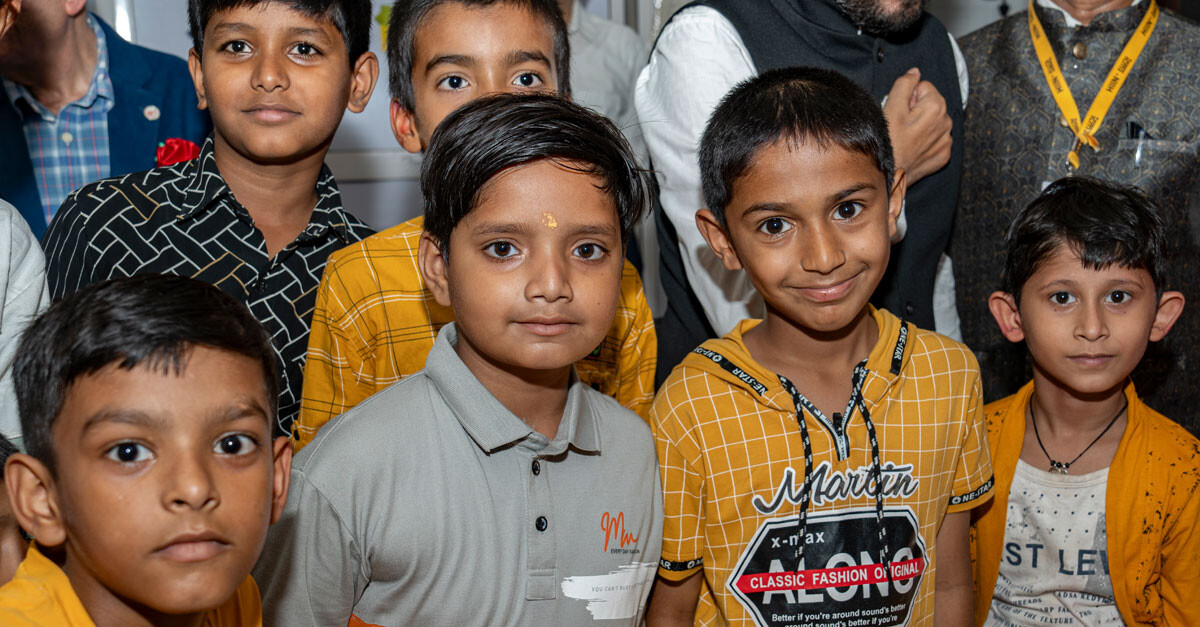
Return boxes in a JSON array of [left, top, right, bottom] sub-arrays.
[[987, 460, 1123, 625]]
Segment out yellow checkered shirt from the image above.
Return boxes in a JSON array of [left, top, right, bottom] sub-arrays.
[[294, 217, 657, 449], [650, 308, 993, 626]]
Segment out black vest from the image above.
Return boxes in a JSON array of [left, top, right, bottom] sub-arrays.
[[653, 0, 964, 385]]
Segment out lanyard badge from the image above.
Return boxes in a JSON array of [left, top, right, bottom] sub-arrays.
[[1028, 0, 1159, 171]]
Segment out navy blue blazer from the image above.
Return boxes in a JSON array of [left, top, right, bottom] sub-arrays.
[[0, 15, 211, 238]]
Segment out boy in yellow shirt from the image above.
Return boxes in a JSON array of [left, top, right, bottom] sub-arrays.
[[647, 67, 993, 626], [973, 177, 1198, 625], [293, 0, 656, 447], [0, 275, 291, 626]]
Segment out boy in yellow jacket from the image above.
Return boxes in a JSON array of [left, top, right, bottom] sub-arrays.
[[974, 176, 1198, 625]]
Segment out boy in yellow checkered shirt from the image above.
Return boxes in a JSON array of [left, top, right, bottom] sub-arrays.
[[646, 67, 994, 626]]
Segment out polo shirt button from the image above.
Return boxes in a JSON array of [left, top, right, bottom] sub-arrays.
[[876, 48, 885, 63], [535, 516, 548, 532], [532, 460, 541, 475]]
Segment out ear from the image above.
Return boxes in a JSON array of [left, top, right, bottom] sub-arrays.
[[0, 0, 21, 40], [390, 100, 423, 154], [4, 454, 65, 547], [886, 167, 907, 241], [1148, 290, 1185, 342], [988, 291, 1025, 343], [268, 436, 292, 524], [418, 231, 452, 307], [345, 52, 380, 114], [188, 48, 208, 111], [696, 209, 743, 271]]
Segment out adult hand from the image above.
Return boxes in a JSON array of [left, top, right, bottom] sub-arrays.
[[884, 67, 953, 184]]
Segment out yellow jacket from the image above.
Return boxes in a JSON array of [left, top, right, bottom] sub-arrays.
[[971, 381, 1200, 626]]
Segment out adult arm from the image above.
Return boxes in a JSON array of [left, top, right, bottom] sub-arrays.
[[934, 510, 973, 626], [0, 205, 48, 441], [646, 571, 703, 627]]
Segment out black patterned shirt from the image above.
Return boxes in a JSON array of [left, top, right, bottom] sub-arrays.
[[43, 136, 375, 436]]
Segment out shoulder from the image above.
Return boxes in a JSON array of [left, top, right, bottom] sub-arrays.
[[958, 11, 1023, 55], [53, 163, 189, 225], [653, 5, 742, 51], [0, 200, 36, 249], [1135, 403, 1200, 472], [903, 324, 982, 378], [584, 386, 655, 452], [335, 210, 375, 242], [320, 217, 424, 290], [1159, 8, 1200, 47]]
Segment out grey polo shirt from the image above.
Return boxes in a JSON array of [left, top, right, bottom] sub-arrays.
[[255, 323, 663, 626]]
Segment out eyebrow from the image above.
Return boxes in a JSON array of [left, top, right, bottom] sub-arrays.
[[80, 399, 270, 434], [470, 222, 534, 238], [425, 54, 475, 74], [567, 224, 619, 239], [504, 50, 551, 68], [827, 183, 877, 202], [81, 409, 163, 434], [208, 23, 331, 42]]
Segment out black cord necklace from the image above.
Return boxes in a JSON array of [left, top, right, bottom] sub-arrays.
[[1030, 397, 1128, 475]]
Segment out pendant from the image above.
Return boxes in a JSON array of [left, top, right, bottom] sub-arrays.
[[1049, 461, 1070, 474]]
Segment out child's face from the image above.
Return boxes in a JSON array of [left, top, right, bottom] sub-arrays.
[[992, 246, 1184, 396], [698, 138, 903, 334], [391, 2, 557, 153], [420, 160, 623, 374], [17, 346, 290, 617], [188, 3, 377, 164]]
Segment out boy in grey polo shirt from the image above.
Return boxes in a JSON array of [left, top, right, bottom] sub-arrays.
[[254, 94, 663, 626]]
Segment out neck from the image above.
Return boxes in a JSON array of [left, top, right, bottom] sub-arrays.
[[1050, 0, 1136, 26], [1029, 367, 1129, 437], [745, 306, 877, 380], [63, 547, 206, 627], [1, 14, 97, 115], [211, 133, 325, 256], [557, 0, 574, 24], [453, 334, 571, 440]]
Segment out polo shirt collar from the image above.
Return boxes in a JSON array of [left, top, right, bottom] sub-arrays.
[[1034, 0, 1147, 31], [178, 135, 355, 243], [425, 322, 602, 455]]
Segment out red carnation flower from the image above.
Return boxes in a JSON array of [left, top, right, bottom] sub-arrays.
[[156, 138, 201, 167]]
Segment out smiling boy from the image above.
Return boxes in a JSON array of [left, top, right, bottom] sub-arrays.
[[293, 0, 657, 448], [0, 274, 291, 626], [973, 177, 1199, 626], [647, 67, 992, 626], [42, 0, 380, 438], [255, 94, 662, 626]]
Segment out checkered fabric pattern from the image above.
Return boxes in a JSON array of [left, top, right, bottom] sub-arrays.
[[42, 136, 374, 437], [2, 14, 113, 225], [293, 216, 657, 450], [650, 308, 993, 625]]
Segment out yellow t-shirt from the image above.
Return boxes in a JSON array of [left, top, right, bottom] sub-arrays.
[[293, 216, 657, 450], [0, 545, 261, 625], [650, 308, 994, 626]]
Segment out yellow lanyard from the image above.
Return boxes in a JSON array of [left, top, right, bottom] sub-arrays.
[[1028, 0, 1159, 170]]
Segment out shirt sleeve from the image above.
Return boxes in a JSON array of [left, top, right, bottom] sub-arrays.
[[947, 364, 994, 513], [294, 258, 373, 451], [0, 207, 48, 442], [650, 384, 706, 580], [634, 7, 762, 336], [615, 260, 657, 420], [41, 188, 97, 301], [1159, 453, 1200, 625], [253, 468, 368, 627]]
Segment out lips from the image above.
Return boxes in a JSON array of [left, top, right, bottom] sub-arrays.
[[1068, 354, 1115, 368], [517, 316, 577, 337], [794, 274, 858, 303], [245, 104, 299, 124], [154, 531, 231, 563]]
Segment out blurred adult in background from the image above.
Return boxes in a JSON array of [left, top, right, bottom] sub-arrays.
[[0, 0, 209, 237], [952, 0, 1200, 430]]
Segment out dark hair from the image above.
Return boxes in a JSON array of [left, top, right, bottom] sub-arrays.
[[13, 275, 278, 472], [188, 0, 372, 67], [0, 433, 17, 479], [387, 0, 570, 109], [1003, 176, 1167, 303], [699, 66, 894, 228], [421, 93, 648, 253]]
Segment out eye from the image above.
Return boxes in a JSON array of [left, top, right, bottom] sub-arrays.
[[758, 217, 792, 236], [219, 40, 251, 55], [513, 72, 544, 89], [438, 75, 468, 91], [484, 241, 517, 259], [106, 442, 153, 464], [214, 434, 258, 456], [834, 202, 865, 220], [1106, 290, 1130, 304], [290, 42, 321, 58], [1050, 291, 1076, 306], [574, 243, 608, 261]]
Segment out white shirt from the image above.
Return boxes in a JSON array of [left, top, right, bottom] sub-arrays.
[[569, 0, 648, 165], [635, 6, 968, 338], [0, 199, 49, 445]]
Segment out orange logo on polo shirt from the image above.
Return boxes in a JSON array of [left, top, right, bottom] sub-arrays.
[[601, 512, 639, 554]]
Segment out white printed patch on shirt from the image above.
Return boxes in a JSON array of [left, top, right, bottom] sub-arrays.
[[561, 562, 657, 620]]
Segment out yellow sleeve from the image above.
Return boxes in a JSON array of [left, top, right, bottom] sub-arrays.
[[948, 364, 994, 513], [614, 260, 657, 421], [651, 379, 705, 581], [1159, 455, 1200, 624], [294, 255, 375, 451]]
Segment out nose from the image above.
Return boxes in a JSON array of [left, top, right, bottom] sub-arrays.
[[799, 223, 846, 275], [525, 249, 573, 303], [1075, 300, 1109, 341], [251, 51, 289, 92], [163, 450, 219, 512]]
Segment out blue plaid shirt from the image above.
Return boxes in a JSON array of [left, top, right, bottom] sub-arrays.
[[2, 15, 113, 225]]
